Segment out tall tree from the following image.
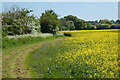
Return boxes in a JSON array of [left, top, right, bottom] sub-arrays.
[[40, 10, 60, 35]]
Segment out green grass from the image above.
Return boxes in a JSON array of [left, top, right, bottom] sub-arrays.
[[2, 35, 64, 78], [24, 37, 71, 78], [2, 35, 64, 50]]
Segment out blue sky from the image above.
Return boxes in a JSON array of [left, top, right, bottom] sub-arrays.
[[2, 2, 118, 21]]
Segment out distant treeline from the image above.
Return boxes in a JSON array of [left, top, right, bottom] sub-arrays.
[[59, 15, 120, 31], [1, 7, 120, 37]]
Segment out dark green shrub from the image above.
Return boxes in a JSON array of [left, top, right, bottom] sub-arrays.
[[111, 24, 120, 29], [64, 33, 71, 37], [96, 24, 110, 29]]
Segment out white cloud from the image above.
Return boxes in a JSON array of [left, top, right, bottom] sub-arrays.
[[1, 0, 120, 2]]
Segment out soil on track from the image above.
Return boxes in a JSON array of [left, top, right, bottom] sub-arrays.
[[2, 38, 63, 78]]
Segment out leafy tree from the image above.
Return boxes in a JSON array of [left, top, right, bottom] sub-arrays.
[[40, 10, 60, 35], [59, 18, 75, 30], [75, 19, 86, 30], [99, 19, 112, 25], [67, 20, 75, 30], [86, 21, 95, 25], [64, 15, 86, 30], [2, 7, 40, 37], [116, 19, 120, 24], [64, 15, 78, 23], [111, 20, 116, 24], [87, 22, 92, 29]]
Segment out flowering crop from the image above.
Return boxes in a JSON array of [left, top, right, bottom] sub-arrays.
[[48, 29, 119, 78]]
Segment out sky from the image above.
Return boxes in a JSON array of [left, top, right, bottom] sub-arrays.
[[1, 0, 120, 2], [2, 2, 118, 21]]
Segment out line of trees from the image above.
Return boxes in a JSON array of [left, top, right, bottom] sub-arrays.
[[59, 15, 87, 30], [86, 19, 120, 30], [59, 16, 120, 31], [1, 7, 120, 37]]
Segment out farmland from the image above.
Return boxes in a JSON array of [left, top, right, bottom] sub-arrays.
[[1, 2, 120, 79], [25, 29, 119, 78]]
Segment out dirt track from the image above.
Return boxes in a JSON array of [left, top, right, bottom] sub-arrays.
[[2, 38, 62, 78]]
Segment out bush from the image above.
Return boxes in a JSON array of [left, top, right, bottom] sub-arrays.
[[89, 25, 96, 30], [96, 24, 110, 29], [111, 24, 120, 29], [64, 33, 72, 37]]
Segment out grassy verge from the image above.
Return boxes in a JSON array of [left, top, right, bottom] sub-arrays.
[[24, 38, 61, 78], [2, 35, 64, 78], [24, 37, 70, 78], [2, 35, 64, 50]]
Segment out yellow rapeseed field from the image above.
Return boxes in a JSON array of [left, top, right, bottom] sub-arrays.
[[48, 29, 119, 78]]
